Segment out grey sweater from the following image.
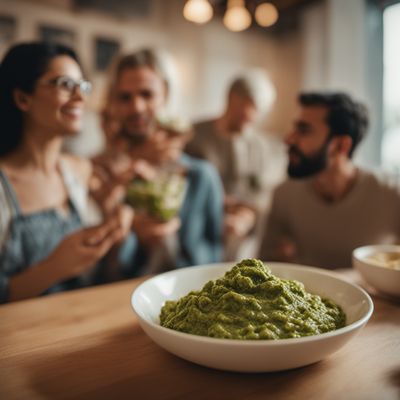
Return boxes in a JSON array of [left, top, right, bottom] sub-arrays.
[[259, 170, 400, 269]]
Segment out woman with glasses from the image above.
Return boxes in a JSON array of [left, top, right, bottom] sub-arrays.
[[0, 42, 133, 303]]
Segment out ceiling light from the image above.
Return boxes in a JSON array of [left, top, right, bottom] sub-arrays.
[[223, 0, 252, 32], [255, 2, 279, 27], [183, 0, 213, 25]]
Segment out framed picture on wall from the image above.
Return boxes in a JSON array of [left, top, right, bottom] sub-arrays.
[[38, 24, 76, 48], [94, 37, 120, 72], [0, 15, 17, 59]]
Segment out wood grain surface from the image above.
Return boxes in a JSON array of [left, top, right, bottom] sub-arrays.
[[0, 270, 399, 400]]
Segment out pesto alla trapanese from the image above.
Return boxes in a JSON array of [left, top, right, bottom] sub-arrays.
[[160, 259, 346, 340]]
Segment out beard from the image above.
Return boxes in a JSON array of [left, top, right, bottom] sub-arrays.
[[120, 127, 148, 145], [119, 115, 156, 145], [287, 141, 330, 179]]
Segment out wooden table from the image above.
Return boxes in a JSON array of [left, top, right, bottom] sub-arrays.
[[0, 270, 399, 400]]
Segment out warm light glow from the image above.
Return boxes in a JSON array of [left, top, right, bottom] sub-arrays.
[[255, 3, 279, 27], [183, 0, 213, 24], [223, 0, 252, 32]]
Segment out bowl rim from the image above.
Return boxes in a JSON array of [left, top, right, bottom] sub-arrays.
[[131, 262, 374, 346], [353, 244, 400, 262]]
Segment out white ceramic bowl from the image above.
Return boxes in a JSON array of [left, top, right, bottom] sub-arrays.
[[353, 244, 400, 297], [131, 262, 373, 372]]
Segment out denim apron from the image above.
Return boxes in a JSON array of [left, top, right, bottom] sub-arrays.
[[0, 168, 86, 302]]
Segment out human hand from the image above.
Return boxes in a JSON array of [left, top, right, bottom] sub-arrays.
[[224, 203, 257, 238], [90, 155, 155, 215], [110, 204, 135, 242], [92, 152, 137, 183], [129, 130, 184, 165], [131, 212, 181, 247], [47, 218, 126, 281], [275, 238, 297, 262]]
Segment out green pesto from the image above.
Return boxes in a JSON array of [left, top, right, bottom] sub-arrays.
[[160, 259, 346, 340], [126, 176, 185, 222]]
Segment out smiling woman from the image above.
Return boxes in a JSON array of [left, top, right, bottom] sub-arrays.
[[0, 42, 133, 303]]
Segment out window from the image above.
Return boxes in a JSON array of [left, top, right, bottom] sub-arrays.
[[382, 2, 400, 173]]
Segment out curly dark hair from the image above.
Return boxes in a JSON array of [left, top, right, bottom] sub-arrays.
[[299, 92, 369, 157], [0, 41, 80, 157]]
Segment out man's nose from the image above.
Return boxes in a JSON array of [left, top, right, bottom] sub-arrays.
[[129, 96, 146, 113], [242, 106, 257, 123], [284, 131, 296, 146]]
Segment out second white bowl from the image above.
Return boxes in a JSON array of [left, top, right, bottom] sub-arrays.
[[353, 244, 400, 297]]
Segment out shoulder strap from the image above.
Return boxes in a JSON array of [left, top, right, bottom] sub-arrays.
[[0, 170, 21, 215]]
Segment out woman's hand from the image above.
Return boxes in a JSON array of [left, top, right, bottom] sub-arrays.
[[48, 218, 126, 281], [49, 206, 134, 282], [7, 214, 132, 302]]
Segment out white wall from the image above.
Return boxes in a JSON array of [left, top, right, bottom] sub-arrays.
[[0, 0, 302, 137], [300, 0, 384, 168]]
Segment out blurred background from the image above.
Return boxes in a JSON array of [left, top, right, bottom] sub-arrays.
[[0, 0, 398, 171]]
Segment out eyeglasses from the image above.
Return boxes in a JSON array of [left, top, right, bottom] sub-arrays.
[[42, 76, 93, 96]]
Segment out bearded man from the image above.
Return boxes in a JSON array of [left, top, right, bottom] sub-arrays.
[[259, 92, 400, 269]]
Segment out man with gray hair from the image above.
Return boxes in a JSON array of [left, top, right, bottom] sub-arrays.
[[186, 71, 285, 260]]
